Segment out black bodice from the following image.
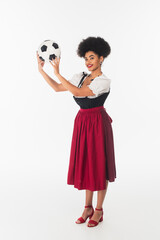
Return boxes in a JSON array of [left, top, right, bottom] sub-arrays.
[[73, 72, 110, 109]]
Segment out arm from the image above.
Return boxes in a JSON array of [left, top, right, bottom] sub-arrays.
[[40, 69, 80, 93], [57, 83, 68, 92], [38, 56, 91, 94], [39, 69, 61, 92], [40, 70, 95, 96], [75, 85, 96, 97], [49, 57, 95, 96], [56, 74, 95, 96], [56, 73, 91, 96]]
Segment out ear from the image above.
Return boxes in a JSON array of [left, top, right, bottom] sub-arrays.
[[100, 56, 104, 62]]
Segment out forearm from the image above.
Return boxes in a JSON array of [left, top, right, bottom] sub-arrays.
[[56, 73, 78, 95], [39, 69, 59, 91]]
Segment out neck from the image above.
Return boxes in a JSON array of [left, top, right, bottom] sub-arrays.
[[89, 67, 102, 78]]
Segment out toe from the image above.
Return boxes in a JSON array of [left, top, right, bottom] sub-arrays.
[[88, 222, 91, 226]]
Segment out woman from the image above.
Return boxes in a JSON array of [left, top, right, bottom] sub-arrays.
[[36, 36, 116, 227]]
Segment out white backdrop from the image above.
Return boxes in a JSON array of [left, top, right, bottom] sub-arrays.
[[0, 0, 160, 239]]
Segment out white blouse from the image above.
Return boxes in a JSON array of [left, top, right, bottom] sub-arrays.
[[68, 71, 111, 99]]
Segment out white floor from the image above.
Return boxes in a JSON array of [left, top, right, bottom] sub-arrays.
[[0, 174, 159, 240]]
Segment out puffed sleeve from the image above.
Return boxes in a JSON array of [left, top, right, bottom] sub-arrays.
[[88, 77, 111, 97], [68, 72, 84, 87]]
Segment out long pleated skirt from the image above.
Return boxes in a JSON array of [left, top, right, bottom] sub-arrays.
[[67, 106, 116, 191]]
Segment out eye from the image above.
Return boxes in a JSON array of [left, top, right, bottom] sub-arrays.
[[85, 57, 94, 61]]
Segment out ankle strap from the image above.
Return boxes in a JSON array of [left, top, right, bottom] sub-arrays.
[[85, 205, 93, 208], [95, 207, 103, 211]]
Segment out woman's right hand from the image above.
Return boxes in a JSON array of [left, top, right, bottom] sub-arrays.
[[36, 51, 45, 72]]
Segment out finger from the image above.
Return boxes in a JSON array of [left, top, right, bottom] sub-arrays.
[[50, 60, 55, 67], [52, 58, 55, 62], [36, 52, 41, 61], [55, 57, 59, 63], [52, 58, 57, 64]]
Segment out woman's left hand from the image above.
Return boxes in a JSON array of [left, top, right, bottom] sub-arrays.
[[50, 57, 60, 76]]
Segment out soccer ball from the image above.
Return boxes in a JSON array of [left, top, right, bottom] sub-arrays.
[[37, 40, 61, 63]]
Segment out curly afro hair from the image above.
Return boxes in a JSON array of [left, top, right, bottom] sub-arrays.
[[77, 36, 111, 59]]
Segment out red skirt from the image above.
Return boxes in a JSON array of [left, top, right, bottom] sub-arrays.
[[67, 106, 116, 191]]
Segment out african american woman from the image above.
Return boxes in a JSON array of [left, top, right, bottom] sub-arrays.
[[36, 36, 116, 227]]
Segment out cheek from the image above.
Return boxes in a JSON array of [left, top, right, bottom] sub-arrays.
[[94, 60, 99, 65]]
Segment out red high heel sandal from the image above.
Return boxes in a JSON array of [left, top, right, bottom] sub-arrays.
[[75, 205, 94, 224], [87, 207, 103, 227]]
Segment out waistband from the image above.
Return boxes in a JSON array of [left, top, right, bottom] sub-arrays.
[[79, 106, 112, 122], [79, 106, 106, 113]]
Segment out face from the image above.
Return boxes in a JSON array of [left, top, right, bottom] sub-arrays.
[[84, 51, 103, 71]]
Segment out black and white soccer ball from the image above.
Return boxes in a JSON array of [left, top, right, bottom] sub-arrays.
[[37, 40, 61, 63]]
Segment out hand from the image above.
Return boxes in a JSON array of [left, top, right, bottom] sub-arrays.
[[36, 51, 45, 71], [50, 57, 60, 76]]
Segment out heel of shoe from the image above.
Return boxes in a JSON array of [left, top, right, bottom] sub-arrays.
[[99, 215, 103, 222], [95, 207, 103, 222], [76, 205, 94, 224]]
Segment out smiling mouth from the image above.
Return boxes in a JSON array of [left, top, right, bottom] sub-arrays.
[[87, 65, 93, 68]]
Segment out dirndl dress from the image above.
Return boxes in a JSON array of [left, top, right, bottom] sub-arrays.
[[67, 72, 116, 191]]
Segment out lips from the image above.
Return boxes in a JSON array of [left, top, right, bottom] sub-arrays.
[[87, 64, 93, 68]]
